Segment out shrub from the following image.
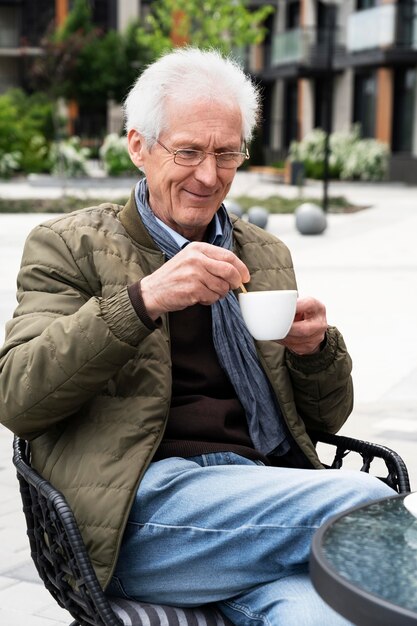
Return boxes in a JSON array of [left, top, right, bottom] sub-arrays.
[[0, 89, 54, 177], [99, 133, 137, 176], [289, 126, 389, 181], [289, 129, 339, 179], [0, 151, 21, 179], [339, 138, 389, 181], [21, 134, 52, 174], [50, 136, 90, 177]]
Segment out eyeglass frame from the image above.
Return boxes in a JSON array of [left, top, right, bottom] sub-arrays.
[[155, 138, 250, 169]]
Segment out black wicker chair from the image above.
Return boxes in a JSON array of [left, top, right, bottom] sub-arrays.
[[12, 433, 410, 626]]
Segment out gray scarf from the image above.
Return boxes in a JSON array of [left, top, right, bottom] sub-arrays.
[[135, 179, 289, 456]]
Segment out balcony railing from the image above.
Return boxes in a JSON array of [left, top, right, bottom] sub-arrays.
[[0, 27, 19, 48], [347, 4, 396, 52], [347, 3, 417, 52], [270, 5, 417, 68], [270, 27, 343, 68], [271, 29, 310, 66]]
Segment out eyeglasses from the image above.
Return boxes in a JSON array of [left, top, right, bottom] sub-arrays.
[[156, 139, 249, 169]]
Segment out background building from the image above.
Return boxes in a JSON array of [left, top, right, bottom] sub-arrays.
[[0, 0, 143, 137], [0, 1, 142, 90], [1, 0, 416, 182], [251, 0, 417, 183]]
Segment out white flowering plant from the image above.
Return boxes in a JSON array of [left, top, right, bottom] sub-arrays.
[[0, 151, 21, 179], [99, 133, 137, 176], [50, 137, 90, 178], [289, 125, 389, 181], [339, 137, 389, 181]]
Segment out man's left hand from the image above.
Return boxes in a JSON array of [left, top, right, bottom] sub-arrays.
[[279, 297, 327, 355]]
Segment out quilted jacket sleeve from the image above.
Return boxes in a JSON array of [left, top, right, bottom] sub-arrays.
[[285, 326, 353, 433], [0, 222, 151, 439]]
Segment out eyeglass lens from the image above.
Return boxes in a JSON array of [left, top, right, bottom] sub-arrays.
[[174, 149, 247, 169]]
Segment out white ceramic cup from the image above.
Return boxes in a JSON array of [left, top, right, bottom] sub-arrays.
[[238, 289, 298, 340]]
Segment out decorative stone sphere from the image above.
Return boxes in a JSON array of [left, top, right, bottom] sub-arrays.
[[247, 206, 269, 229], [295, 202, 327, 235], [224, 198, 243, 218]]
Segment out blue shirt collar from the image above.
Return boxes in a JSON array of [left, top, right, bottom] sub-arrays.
[[154, 212, 223, 249]]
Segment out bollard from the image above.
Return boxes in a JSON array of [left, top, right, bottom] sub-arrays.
[[224, 199, 243, 218], [295, 202, 327, 235], [247, 206, 269, 229]]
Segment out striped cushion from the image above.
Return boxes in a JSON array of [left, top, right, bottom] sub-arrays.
[[109, 597, 233, 626]]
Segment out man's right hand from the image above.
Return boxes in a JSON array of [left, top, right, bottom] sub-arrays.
[[139, 242, 250, 320]]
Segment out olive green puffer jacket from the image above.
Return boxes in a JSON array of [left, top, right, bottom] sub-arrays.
[[0, 190, 353, 589]]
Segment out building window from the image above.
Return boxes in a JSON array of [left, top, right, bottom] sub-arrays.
[[21, 0, 55, 46], [0, 6, 20, 48], [316, 2, 339, 47], [397, 0, 417, 47], [356, 0, 377, 10], [392, 67, 416, 153], [0, 57, 20, 94], [286, 1, 300, 29], [283, 80, 299, 149], [90, 0, 112, 31], [314, 77, 326, 131], [353, 70, 376, 138]]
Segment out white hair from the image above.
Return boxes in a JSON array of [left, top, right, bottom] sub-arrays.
[[124, 47, 261, 145]]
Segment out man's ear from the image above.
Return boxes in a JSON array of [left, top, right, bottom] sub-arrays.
[[127, 130, 147, 168]]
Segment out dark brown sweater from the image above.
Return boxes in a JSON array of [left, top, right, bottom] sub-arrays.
[[128, 283, 309, 468], [153, 303, 268, 463]]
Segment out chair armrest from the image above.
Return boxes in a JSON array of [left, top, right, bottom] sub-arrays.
[[311, 431, 411, 494]]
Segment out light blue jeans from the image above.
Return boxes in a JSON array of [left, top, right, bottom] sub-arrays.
[[108, 452, 393, 625]]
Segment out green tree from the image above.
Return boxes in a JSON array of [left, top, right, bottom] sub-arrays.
[[56, 0, 94, 38], [30, 0, 97, 102], [136, 0, 274, 59], [32, 0, 273, 106], [31, 0, 150, 107], [73, 23, 154, 106]]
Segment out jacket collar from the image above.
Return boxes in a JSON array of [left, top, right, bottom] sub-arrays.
[[120, 185, 236, 251], [119, 187, 160, 252]]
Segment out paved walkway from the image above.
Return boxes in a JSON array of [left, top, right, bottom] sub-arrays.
[[0, 172, 416, 624]]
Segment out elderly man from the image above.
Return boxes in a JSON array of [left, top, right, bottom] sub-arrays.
[[0, 48, 392, 625]]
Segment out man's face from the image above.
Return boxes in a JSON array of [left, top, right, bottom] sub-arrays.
[[128, 99, 243, 241]]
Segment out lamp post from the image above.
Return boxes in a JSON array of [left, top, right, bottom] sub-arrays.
[[320, 0, 342, 213], [294, 0, 342, 235]]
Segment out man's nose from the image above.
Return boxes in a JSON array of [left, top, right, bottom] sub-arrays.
[[194, 154, 218, 185]]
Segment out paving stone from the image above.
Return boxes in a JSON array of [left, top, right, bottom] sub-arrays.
[[0, 174, 416, 623], [0, 607, 68, 626]]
